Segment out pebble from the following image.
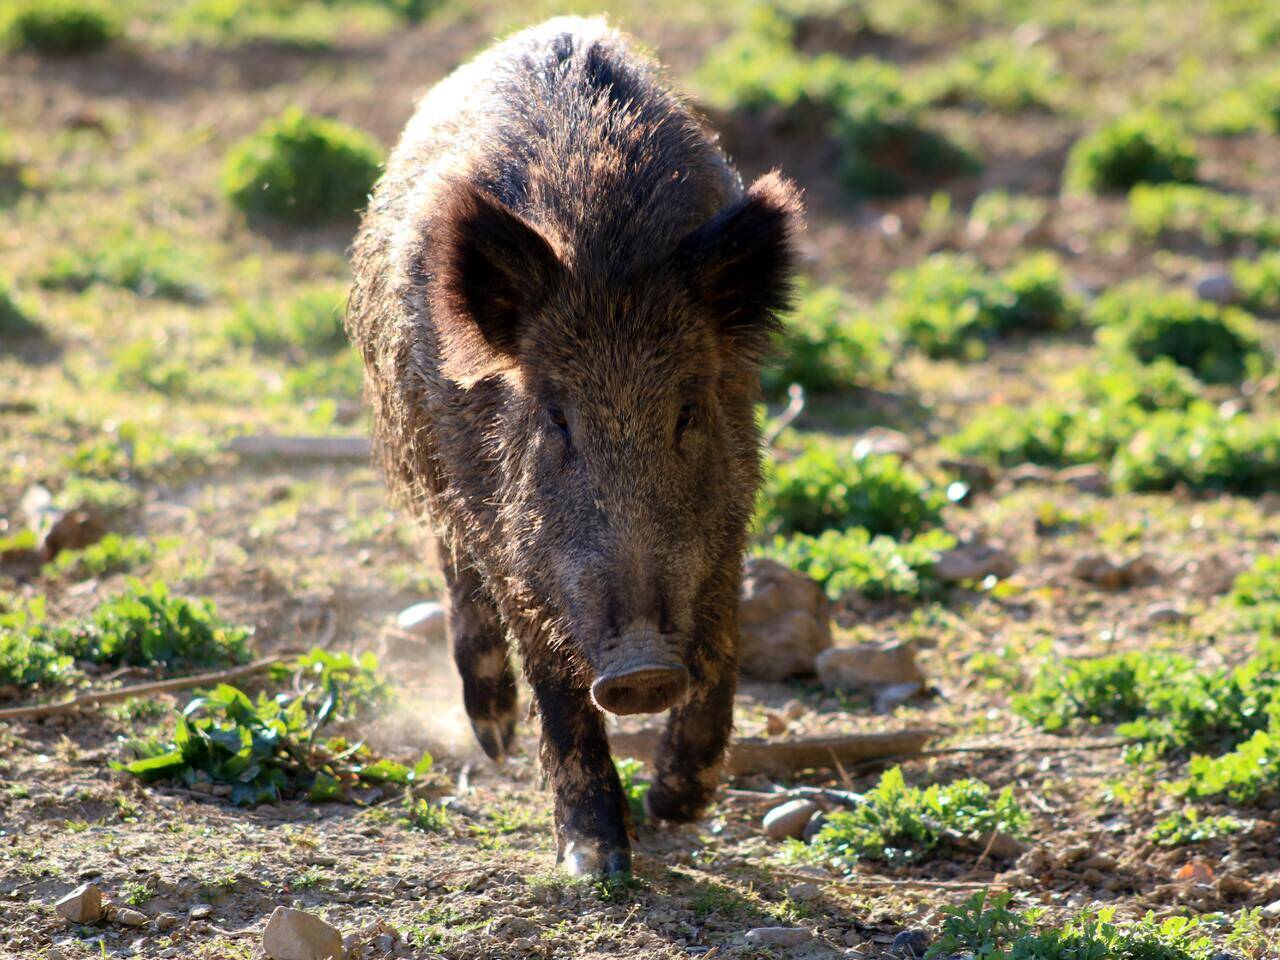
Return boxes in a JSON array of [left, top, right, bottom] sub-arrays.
[[890, 929, 930, 958], [116, 908, 148, 928], [816, 641, 923, 690], [396, 601, 447, 640], [764, 710, 787, 736], [781, 699, 807, 720], [262, 906, 344, 960], [786, 882, 822, 902], [189, 905, 213, 920], [744, 927, 812, 948], [933, 542, 1016, 583], [56, 883, 103, 924], [1194, 271, 1236, 305], [1261, 899, 1280, 919], [762, 799, 821, 841], [153, 913, 179, 931], [1145, 601, 1190, 625]]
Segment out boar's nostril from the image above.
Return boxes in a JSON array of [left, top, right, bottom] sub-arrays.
[[590, 665, 690, 716]]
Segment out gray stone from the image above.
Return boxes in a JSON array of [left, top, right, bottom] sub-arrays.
[[1194, 271, 1236, 305], [262, 907, 344, 960], [56, 883, 103, 924], [786, 882, 821, 902], [1145, 602, 1189, 625], [744, 927, 812, 948], [816, 642, 923, 691], [934, 543, 1016, 582], [891, 929, 930, 958], [395, 601, 446, 640], [762, 799, 821, 841], [115, 907, 148, 928]]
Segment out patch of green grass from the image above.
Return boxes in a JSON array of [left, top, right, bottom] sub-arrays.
[[282, 348, 365, 401], [927, 891, 1217, 960], [1129, 183, 1280, 249], [759, 527, 954, 601], [1091, 285, 1267, 385], [0, 277, 40, 339], [38, 226, 208, 302], [0, 601, 75, 689], [966, 190, 1048, 238], [1232, 251, 1280, 314], [399, 796, 453, 832], [762, 445, 943, 537], [172, 0, 438, 48], [918, 37, 1065, 113], [1230, 553, 1280, 635], [108, 339, 195, 397], [225, 284, 349, 358], [114, 651, 427, 805], [2, 0, 119, 55], [270, 648, 392, 721], [1062, 357, 1201, 412], [763, 282, 892, 397], [42, 534, 159, 580], [802, 766, 1026, 868], [1065, 113, 1199, 193], [1150, 807, 1247, 846], [51, 580, 250, 669], [62, 422, 218, 485], [887, 252, 1079, 359], [223, 108, 384, 226], [943, 398, 1144, 467], [53, 477, 142, 518]]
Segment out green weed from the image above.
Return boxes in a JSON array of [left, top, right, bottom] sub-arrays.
[[0, 278, 40, 339], [759, 527, 954, 601], [966, 190, 1048, 237], [1065, 113, 1199, 193], [225, 284, 349, 358], [803, 766, 1026, 868], [1233, 251, 1280, 314], [1129, 183, 1280, 249], [1230, 554, 1280, 635], [223, 109, 384, 226], [399, 796, 452, 833], [0, 600, 75, 689], [39, 227, 208, 302], [944, 399, 1143, 467], [1091, 285, 1266, 385], [919, 38, 1064, 113], [2, 0, 118, 55], [43, 534, 159, 580], [614, 757, 650, 820], [762, 445, 943, 537], [1150, 807, 1246, 846], [763, 282, 892, 397], [270, 648, 392, 721]]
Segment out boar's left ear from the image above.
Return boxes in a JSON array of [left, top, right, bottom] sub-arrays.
[[427, 182, 564, 386], [675, 171, 803, 365]]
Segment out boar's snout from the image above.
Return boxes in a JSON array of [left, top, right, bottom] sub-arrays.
[[588, 624, 689, 715]]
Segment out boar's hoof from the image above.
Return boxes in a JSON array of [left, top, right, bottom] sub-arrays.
[[470, 714, 517, 763], [643, 782, 707, 824], [590, 665, 690, 716], [562, 838, 632, 879]]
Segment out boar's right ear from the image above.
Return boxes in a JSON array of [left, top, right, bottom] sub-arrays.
[[675, 171, 803, 366], [426, 183, 563, 386]]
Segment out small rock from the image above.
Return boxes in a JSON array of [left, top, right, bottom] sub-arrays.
[[1007, 463, 1054, 486], [934, 542, 1016, 583], [262, 907, 343, 960], [1194, 271, 1236, 305], [1182, 553, 1242, 596], [739, 557, 832, 682], [189, 905, 213, 920], [984, 831, 1029, 860], [782, 699, 807, 720], [1261, 899, 1280, 920], [1145, 602, 1189, 625], [874, 681, 923, 713], [1057, 463, 1109, 494], [816, 641, 923, 691], [56, 883, 103, 924], [765, 710, 787, 736], [787, 882, 821, 902], [843, 929, 866, 947], [395, 601, 446, 641], [116, 908, 148, 928], [745, 927, 812, 948], [763, 799, 822, 841], [853, 428, 912, 460], [153, 914, 179, 931], [1070, 553, 1157, 589], [891, 929, 930, 959]]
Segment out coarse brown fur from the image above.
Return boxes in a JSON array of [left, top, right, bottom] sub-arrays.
[[346, 16, 802, 877]]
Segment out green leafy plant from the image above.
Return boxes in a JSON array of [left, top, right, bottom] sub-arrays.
[[0, 601, 75, 689], [225, 284, 349, 358], [918, 38, 1064, 113], [113, 674, 430, 805], [38, 227, 207, 302], [223, 109, 384, 226], [804, 767, 1027, 868], [967, 190, 1048, 237], [43, 534, 158, 580], [887, 252, 1078, 359], [1231, 554, 1280, 636], [54, 580, 251, 669], [762, 445, 943, 537], [944, 400, 1144, 467], [1092, 286, 1266, 385], [3, 0, 119, 55], [1129, 183, 1280, 249], [270, 648, 393, 721], [762, 283, 892, 397], [759, 527, 955, 601], [1233, 251, 1280, 314], [1065, 113, 1199, 193], [399, 794, 452, 833], [614, 757, 651, 820], [1150, 807, 1246, 846]]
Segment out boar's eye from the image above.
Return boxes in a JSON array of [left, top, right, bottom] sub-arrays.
[[548, 404, 570, 440], [675, 400, 697, 442]]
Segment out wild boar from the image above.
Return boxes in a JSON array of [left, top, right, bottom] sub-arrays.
[[346, 15, 801, 877]]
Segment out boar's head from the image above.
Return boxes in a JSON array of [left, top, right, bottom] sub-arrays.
[[424, 172, 802, 715]]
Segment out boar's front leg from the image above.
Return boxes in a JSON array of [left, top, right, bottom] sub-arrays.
[[531, 670, 632, 878], [644, 657, 735, 824], [443, 553, 519, 762]]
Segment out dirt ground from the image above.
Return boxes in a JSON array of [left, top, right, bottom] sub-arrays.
[[2, 1, 1279, 958]]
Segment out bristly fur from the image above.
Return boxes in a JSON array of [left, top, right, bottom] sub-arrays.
[[346, 15, 803, 876]]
